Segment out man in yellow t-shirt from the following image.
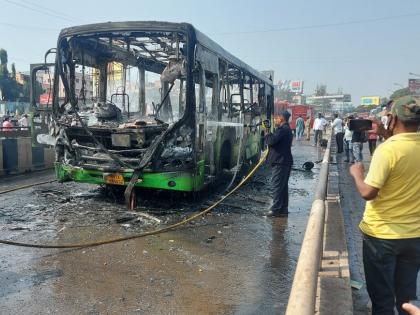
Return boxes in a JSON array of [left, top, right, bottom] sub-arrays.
[[350, 96, 420, 315]]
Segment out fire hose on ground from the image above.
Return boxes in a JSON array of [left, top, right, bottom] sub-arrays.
[[0, 150, 269, 249]]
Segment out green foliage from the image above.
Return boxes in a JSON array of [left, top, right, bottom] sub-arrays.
[[390, 87, 412, 100], [315, 84, 327, 96], [11, 63, 16, 79], [0, 48, 24, 101], [275, 87, 295, 102], [0, 49, 7, 65]]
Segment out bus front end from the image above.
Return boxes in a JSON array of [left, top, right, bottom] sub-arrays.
[[44, 22, 202, 193]]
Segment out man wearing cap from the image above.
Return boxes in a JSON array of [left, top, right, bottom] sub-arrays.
[[264, 110, 293, 217], [349, 96, 420, 315]]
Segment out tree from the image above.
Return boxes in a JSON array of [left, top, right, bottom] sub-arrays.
[[313, 84, 330, 113], [0, 49, 7, 66], [390, 87, 412, 100], [315, 84, 327, 96], [11, 63, 16, 80], [275, 87, 296, 102], [0, 48, 21, 101]]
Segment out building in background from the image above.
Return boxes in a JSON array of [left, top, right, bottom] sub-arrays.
[[35, 71, 94, 105], [306, 94, 352, 114], [408, 79, 420, 95], [274, 79, 305, 104]]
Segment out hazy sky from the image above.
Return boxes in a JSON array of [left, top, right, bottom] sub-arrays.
[[1, 0, 419, 104]]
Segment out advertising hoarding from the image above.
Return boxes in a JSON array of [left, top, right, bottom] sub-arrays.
[[361, 96, 380, 106], [290, 81, 303, 93], [408, 79, 420, 94]]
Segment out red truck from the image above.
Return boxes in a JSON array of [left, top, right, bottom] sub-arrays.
[[274, 101, 315, 131]]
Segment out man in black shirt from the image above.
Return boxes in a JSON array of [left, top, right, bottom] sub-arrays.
[[264, 111, 293, 217], [351, 119, 367, 162]]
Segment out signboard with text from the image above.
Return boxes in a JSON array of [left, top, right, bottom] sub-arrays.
[[290, 81, 303, 93], [361, 96, 380, 106], [409, 79, 420, 94], [39, 93, 52, 105]]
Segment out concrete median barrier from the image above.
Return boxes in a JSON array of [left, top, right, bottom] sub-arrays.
[[0, 139, 3, 176], [17, 137, 32, 173], [43, 146, 55, 168], [1, 137, 55, 175]]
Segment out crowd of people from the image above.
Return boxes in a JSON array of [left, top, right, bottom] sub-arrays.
[[264, 98, 420, 315], [1, 113, 29, 131], [292, 111, 381, 163], [349, 96, 420, 315]]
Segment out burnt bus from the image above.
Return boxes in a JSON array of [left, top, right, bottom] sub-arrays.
[[30, 21, 274, 207]]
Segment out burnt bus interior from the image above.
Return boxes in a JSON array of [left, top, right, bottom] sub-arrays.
[[48, 23, 272, 180], [53, 28, 195, 173]]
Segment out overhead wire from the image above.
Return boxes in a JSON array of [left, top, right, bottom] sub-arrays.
[[0, 21, 57, 32], [211, 12, 420, 36], [4, 0, 75, 23], [20, 0, 85, 22]]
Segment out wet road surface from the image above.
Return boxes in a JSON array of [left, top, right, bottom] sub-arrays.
[[0, 141, 320, 315]]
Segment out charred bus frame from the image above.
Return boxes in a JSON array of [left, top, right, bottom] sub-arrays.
[[30, 21, 273, 205]]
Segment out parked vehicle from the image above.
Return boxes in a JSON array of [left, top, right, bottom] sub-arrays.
[[274, 101, 314, 132]]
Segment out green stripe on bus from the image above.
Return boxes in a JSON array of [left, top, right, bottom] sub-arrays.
[[55, 160, 205, 192]]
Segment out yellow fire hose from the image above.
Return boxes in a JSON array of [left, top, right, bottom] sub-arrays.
[[0, 180, 57, 195], [0, 150, 268, 249]]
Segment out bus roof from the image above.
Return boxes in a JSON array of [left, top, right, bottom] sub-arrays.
[[58, 21, 273, 86]]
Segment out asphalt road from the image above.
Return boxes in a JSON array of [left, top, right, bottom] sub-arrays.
[[0, 140, 320, 315]]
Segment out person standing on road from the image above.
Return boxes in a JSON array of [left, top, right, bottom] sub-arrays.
[[295, 115, 305, 140], [349, 96, 420, 315], [305, 116, 311, 141], [331, 113, 344, 153], [343, 116, 354, 163], [18, 114, 29, 127], [264, 110, 293, 217], [351, 117, 367, 162], [368, 117, 378, 155], [313, 113, 326, 146]]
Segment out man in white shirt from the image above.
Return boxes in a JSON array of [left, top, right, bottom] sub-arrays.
[[331, 113, 344, 153], [313, 113, 326, 146], [343, 116, 354, 163], [18, 114, 29, 129]]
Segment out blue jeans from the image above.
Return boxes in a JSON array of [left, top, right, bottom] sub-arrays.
[[296, 127, 304, 140], [344, 139, 353, 162], [352, 142, 363, 162]]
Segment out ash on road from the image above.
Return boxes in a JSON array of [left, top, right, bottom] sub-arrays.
[[0, 141, 320, 315]]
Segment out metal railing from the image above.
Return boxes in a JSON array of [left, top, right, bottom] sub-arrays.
[[285, 131, 332, 315], [0, 126, 31, 138]]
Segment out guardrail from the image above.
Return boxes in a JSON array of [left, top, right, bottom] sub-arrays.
[[0, 126, 31, 138], [0, 128, 55, 176], [285, 131, 332, 315]]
